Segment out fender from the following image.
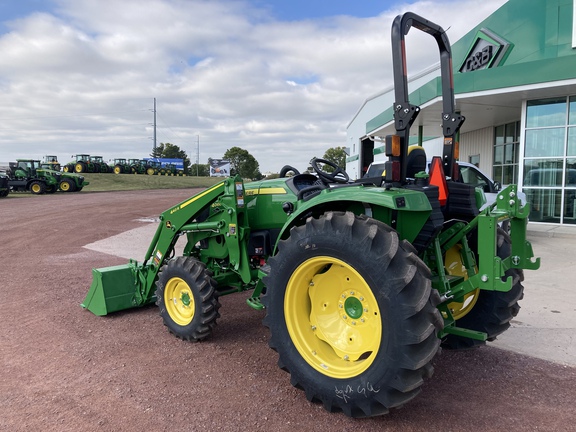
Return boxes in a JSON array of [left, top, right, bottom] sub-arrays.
[[275, 184, 433, 251]]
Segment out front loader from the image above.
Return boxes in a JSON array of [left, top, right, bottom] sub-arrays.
[[82, 12, 539, 418]]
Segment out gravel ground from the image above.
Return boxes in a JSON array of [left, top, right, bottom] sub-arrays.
[[1, 189, 575, 432]]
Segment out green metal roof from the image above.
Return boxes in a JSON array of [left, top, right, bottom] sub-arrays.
[[367, 0, 576, 134]]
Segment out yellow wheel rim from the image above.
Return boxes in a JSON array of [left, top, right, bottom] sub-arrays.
[[285, 256, 381, 379], [114, 166, 121, 174], [61, 182, 69, 191], [75, 164, 83, 173], [164, 277, 195, 326], [445, 245, 480, 320], [31, 184, 41, 193]]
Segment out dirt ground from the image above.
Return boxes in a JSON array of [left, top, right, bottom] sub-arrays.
[[1, 189, 575, 432]]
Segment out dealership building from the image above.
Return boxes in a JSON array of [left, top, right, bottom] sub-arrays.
[[346, 0, 576, 225]]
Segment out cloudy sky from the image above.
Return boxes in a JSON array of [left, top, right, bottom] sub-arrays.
[[0, 0, 507, 173]]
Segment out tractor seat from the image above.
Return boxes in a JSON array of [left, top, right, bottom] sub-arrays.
[[406, 145, 427, 178]]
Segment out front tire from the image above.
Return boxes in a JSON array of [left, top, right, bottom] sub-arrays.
[[29, 181, 46, 195], [263, 211, 442, 417], [155, 257, 221, 341], [59, 179, 76, 192], [74, 162, 85, 173]]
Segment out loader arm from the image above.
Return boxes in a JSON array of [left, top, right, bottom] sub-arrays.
[[82, 176, 250, 315]]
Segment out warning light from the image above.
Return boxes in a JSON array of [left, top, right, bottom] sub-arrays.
[[385, 135, 401, 157], [385, 160, 401, 182], [428, 156, 448, 206]]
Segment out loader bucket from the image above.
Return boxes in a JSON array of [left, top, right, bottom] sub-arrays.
[[82, 263, 149, 315]]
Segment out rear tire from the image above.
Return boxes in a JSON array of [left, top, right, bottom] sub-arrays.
[[155, 257, 221, 341], [263, 211, 442, 417], [442, 228, 524, 349]]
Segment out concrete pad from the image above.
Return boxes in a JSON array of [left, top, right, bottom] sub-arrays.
[[491, 226, 576, 366], [83, 219, 184, 260], [83, 219, 576, 367]]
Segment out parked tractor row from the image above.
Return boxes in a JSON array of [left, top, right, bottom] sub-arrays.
[[62, 154, 111, 174], [56, 154, 185, 176], [113, 158, 185, 176]]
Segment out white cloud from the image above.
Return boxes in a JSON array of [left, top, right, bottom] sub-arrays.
[[0, 0, 507, 172]]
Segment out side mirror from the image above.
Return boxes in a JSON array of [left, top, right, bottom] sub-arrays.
[[493, 181, 501, 192]]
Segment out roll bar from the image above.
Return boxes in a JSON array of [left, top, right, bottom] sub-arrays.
[[390, 12, 465, 181]]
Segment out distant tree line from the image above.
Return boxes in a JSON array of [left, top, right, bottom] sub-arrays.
[[150, 142, 346, 178]]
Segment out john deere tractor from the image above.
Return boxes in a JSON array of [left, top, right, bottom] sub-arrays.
[[91, 156, 111, 173], [39, 161, 89, 192], [7, 159, 61, 194], [43, 155, 61, 172], [63, 154, 96, 173], [0, 172, 8, 197], [83, 13, 540, 417], [112, 158, 131, 174]]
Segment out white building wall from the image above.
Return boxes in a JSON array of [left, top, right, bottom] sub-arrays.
[[459, 126, 494, 173]]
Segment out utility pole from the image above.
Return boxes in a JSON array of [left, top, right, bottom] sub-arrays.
[[153, 97, 157, 153], [196, 135, 200, 176]]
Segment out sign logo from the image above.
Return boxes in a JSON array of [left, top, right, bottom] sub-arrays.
[[459, 28, 512, 73]]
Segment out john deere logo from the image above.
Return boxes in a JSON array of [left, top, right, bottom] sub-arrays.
[[459, 28, 512, 73]]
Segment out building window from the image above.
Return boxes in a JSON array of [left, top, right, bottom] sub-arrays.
[[493, 121, 519, 186], [469, 154, 480, 167], [523, 96, 576, 224]]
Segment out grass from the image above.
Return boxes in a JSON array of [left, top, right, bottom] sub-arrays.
[[2, 173, 222, 198], [80, 173, 221, 192]]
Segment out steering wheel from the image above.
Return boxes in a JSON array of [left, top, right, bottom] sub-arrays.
[[310, 158, 349, 184]]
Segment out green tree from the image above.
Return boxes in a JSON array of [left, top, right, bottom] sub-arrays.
[[151, 142, 191, 173], [223, 146, 261, 179], [190, 163, 209, 176], [321, 146, 347, 173]]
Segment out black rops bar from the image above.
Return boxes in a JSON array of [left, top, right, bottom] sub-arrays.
[[390, 12, 465, 182]]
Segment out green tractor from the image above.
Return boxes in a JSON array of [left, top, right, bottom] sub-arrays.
[[43, 155, 61, 172], [112, 158, 131, 174], [82, 13, 540, 417], [39, 161, 89, 192], [91, 156, 111, 173], [128, 158, 143, 174], [142, 159, 160, 175], [161, 163, 184, 176], [63, 154, 96, 174], [127, 158, 156, 175], [0, 172, 9, 197], [7, 159, 61, 194]]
